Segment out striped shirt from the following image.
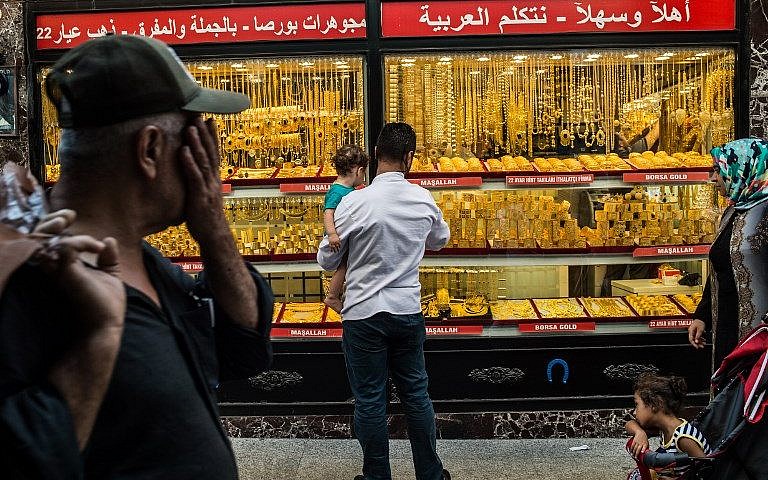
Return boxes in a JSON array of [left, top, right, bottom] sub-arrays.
[[656, 420, 712, 478]]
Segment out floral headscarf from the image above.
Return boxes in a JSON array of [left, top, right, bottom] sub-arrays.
[[711, 138, 768, 211]]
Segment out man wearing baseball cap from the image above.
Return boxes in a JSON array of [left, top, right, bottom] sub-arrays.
[[0, 35, 272, 478]]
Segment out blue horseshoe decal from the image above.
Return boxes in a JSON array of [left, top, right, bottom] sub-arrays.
[[547, 358, 570, 384]]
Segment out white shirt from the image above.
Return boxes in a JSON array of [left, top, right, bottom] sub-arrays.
[[317, 171, 450, 320]]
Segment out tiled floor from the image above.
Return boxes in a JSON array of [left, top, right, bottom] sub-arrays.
[[232, 438, 635, 479]]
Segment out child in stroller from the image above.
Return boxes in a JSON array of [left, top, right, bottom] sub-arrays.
[[625, 374, 712, 479], [626, 324, 768, 480]]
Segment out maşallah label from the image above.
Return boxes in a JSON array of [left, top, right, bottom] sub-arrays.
[[271, 328, 343, 338], [633, 245, 710, 257], [425, 326, 484, 335], [408, 177, 483, 188], [279, 183, 332, 193], [519, 322, 596, 333]]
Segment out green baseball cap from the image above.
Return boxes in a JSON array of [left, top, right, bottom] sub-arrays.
[[45, 35, 250, 128]]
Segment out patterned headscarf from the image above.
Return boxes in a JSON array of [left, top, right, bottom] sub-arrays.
[[711, 138, 768, 211]]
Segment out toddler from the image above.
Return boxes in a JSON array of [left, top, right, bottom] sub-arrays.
[[323, 145, 369, 313], [625, 373, 712, 479]]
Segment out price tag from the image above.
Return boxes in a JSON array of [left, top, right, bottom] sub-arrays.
[[408, 177, 483, 188], [633, 245, 710, 257], [519, 322, 596, 333], [506, 174, 593, 186], [271, 328, 343, 338], [623, 172, 710, 183], [425, 325, 484, 336]]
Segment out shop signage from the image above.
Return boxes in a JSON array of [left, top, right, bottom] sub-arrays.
[[381, 0, 735, 37], [221, 183, 232, 194], [271, 328, 343, 338], [623, 172, 711, 183], [633, 245, 710, 257], [175, 261, 204, 272], [506, 174, 593, 186], [408, 177, 483, 188], [649, 319, 692, 329], [280, 183, 332, 193], [425, 325, 484, 335], [36, 3, 366, 49], [519, 322, 596, 332]]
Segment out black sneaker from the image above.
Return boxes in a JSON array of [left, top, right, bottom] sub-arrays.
[[442, 469, 451, 480]]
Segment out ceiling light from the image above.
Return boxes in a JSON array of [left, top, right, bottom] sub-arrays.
[[231, 63, 244, 68], [587, 53, 601, 59], [550, 55, 563, 60], [400, 58, 416, 63], [663, 52, 675, 57], [300, 61, 314, 67], [655, 56, 671, 61], [265, 63, 279, 68], [198, 65, 213, 70], [477, 56, 490, 62], [695, 52, 710, 57], [624, 54, 640, 59], [513, 55, 528, 60], [584, 58, 597, 62], [439, 56, 452, 62]]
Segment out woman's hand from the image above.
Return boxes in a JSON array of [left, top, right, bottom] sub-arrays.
[[688, 319, 706, 349]]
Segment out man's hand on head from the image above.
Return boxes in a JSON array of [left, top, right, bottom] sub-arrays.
[[179, 117, 230, 247]]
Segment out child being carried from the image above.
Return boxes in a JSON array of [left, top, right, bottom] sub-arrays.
[[323, 145, 369, 313]]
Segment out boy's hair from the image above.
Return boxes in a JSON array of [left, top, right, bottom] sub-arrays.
[[332, 145, 370, 176], [376, 122, 416, 165], [634, 373, 688, 416]]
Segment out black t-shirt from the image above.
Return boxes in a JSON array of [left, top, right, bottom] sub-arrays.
[[0, 244, 273, 479]]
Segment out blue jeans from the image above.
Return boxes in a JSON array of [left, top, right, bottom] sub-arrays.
[[342, 312, 443, 480]]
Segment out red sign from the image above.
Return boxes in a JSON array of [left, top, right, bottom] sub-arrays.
[[519, 322, 596, 332], [381, 0, 734, 38], [425, 325, 484, 335], [221, 183, 232, 195], [36, 3, 366, 50], [649, 319, 693, 329], [633, 245, 711, 257], [623, 172, 711, 183], [175, 261, 204, 272], [506, 174, 594, 186], [280, 183, 332, 193], [408, 177, 483, 188], [271, 327, 343, 338]]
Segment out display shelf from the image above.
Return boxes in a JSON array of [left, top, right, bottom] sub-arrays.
[[267, 320, 689, 341], [172, 249, 709, 273]]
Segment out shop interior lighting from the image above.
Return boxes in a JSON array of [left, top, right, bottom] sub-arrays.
[[695, 52, 710, 57], [477, 56, 490, 62], [550, 55, 564, 60], [584, 58, 597, 62], [655, 56, 671, 61], [623, 53, 640, 59], [198, 65, 213, 70], [230, 63, 244, 68], [439, 56, 452, 62], [300, 61, 314, 67], [513, 55, 528, 60], [662, 52, 676, 56], [265, 63, 280, 68], [587, 53, 601, 58]]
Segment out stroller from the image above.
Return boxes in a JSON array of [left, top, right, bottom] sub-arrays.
[[627, 324, 768, 480]]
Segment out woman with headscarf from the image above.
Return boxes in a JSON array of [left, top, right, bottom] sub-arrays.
[[688, 138, 768, 368]]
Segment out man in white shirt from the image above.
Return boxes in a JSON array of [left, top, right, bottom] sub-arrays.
[[317, 123, 450, 480]]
